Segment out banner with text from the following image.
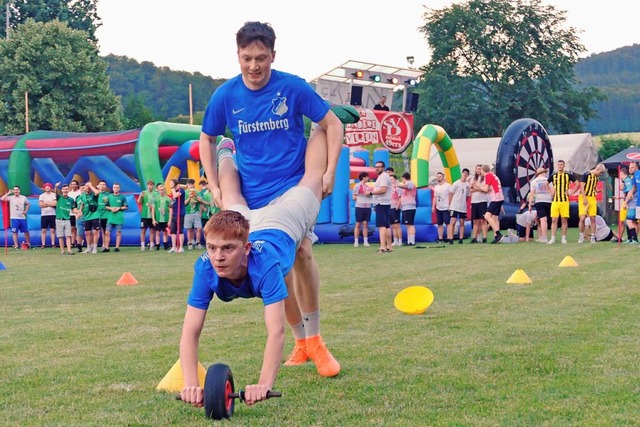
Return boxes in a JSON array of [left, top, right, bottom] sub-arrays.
[[344, 109, 414, 154]]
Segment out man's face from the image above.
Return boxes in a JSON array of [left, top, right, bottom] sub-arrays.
[[158, 185, 165, 196], [462, 170, 469, 181], [113, 184, 121, 194], [70, 181, 78, 191], [238, 41, 275, 91], [630, 163, 638, 173], [12, 187, 20, 196], [206, 235, 250, 280], [44, 185, 52, 193], [147, 182, 155, 191], [61, 186, 69, 196], [375, 164, 384, 174], [557, 161, 565, 172], [436, 173, 444, 183], [98, 182, 106, 191]]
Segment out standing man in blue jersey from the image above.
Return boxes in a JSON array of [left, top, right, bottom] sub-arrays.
[[198, 21, 345, 377]]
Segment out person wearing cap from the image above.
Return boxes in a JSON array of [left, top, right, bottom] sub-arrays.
[[528, 167, 552, 243], [54, 182, 76, 255], [38, 182, 57, 248]]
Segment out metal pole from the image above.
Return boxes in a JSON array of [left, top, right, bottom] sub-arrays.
[[6, 1, 10, 40]]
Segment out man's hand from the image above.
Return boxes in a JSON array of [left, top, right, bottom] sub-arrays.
[[322, 171, 336, 199], [209, 183, 222, 210], [242, 384, 270, 406], [180, 385, 204, 408]]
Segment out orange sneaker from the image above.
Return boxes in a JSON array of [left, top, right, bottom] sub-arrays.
[[306, 335, 341, 377], [283, 339, 309, 366]]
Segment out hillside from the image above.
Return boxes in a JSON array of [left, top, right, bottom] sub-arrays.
[[104, 44, 640, 134], [575, 44, 640, 134]]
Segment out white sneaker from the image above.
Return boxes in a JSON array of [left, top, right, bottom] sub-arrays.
[[196, 244, 202, 249], [590, 235, 596, 243], [537, 238, 548, 243], [363, 241, 370, 247], [547, 238, 555, 245], [188, 244, 193, 250], [141, 246, 145, 251], [578, 234, 584, 244], [354, 241, 359, 247], [178, 247, 185, 253], [561, 237, 567, 244], [167, 247, 175, 253], [91, 247, 97, 254]]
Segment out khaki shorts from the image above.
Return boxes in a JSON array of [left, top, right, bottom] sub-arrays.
[[55, 219, 72, 238], [229, 187, 320, 249]]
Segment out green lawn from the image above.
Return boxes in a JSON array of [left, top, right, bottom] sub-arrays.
[[1, 230, 639, 426]]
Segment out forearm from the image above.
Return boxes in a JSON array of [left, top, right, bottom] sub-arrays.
[[179, 334, 201, 387], [324, 121, 343, 177], [199, 133, 219, 188], [258, 327, 285, 389]]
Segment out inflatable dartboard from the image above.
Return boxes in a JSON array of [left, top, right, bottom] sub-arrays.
[[495, 118, 554, 203]]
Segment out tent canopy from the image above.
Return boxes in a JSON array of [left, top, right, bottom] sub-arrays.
[[424, 133, 598, 177], [600, 146, 640, 169]]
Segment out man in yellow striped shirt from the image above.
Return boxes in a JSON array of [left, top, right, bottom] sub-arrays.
[[547, 160, 578, 244], [578, 163, 606, 243]]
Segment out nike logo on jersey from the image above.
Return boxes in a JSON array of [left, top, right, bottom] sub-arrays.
[[232, 107, 246, 114]]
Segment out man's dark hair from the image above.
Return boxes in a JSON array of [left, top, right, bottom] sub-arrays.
[[236, 21, 276, 51], [358, 172, 369, 180], [462, 168, 470, 174], [402, 172, 410, 180]]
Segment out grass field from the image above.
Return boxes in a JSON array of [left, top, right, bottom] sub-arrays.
[[1, 229, 639, 426]]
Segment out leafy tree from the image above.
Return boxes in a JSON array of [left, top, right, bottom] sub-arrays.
[[0, 0, 101, 41], [417, 0, 605, 138], [122, 94, 156, 129], [0, 19, 121, 134], [598, 137, 636, 161]]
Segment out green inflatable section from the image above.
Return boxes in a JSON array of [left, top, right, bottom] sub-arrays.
[[410, 124, 462, 187], [135, 122, 202, 189], [7, 130, 68, 196]]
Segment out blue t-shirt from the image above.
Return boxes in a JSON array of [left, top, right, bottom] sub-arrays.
[[201, 70, 330, 209], [623, 176, 636, 208], [187, 229, 295, 309], [634, 171, 640, 205]]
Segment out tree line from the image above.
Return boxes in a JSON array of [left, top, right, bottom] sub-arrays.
[[0, 0, 637, 138]]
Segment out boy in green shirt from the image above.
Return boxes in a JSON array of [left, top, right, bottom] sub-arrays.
[[137, 180, 158, 251], [104, 183, 128, 252], [54, 182, 76, 255], [152, 183, 173, 250]]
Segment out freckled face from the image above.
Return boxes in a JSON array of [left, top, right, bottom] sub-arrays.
[[206, 236, 250, 281]]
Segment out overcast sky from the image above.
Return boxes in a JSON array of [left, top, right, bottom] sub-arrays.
[[95, 0, 637, 81]]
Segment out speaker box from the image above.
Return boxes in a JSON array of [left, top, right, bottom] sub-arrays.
[[350, 86, 363, 106], [406, 93, 419, 112]]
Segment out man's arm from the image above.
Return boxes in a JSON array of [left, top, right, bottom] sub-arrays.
[[199, 133, 223, 208], [315, 110, 344, 199], [243, 300, 285, 405], [179, 305, 207, 407]]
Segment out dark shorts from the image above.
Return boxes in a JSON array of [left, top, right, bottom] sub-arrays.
[[471, 202, 487, 220], [534, 202, 551, 220], [601, 230, 614, 242], [375, 204, 391, 228], [70, 216, 76, 227], [155, 221, 169, 232], [450, 210, 466, 220], [355, 207, 371, 223], [41, 215, 56, 230], [140, 218, 154, 229], [11, 218, 28, 233], [85, 218, 102, 231], [100, 218, 108, 231], [436, 209, 450, 226], [390, 208, 401, 224], [487, 201, 503, 216], [517, 224, 535, 238], [402, 209, 416, 225], [170, 215, 185, 234]]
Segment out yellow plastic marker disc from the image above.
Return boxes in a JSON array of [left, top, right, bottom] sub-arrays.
[[394, 285, 435, 315]]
